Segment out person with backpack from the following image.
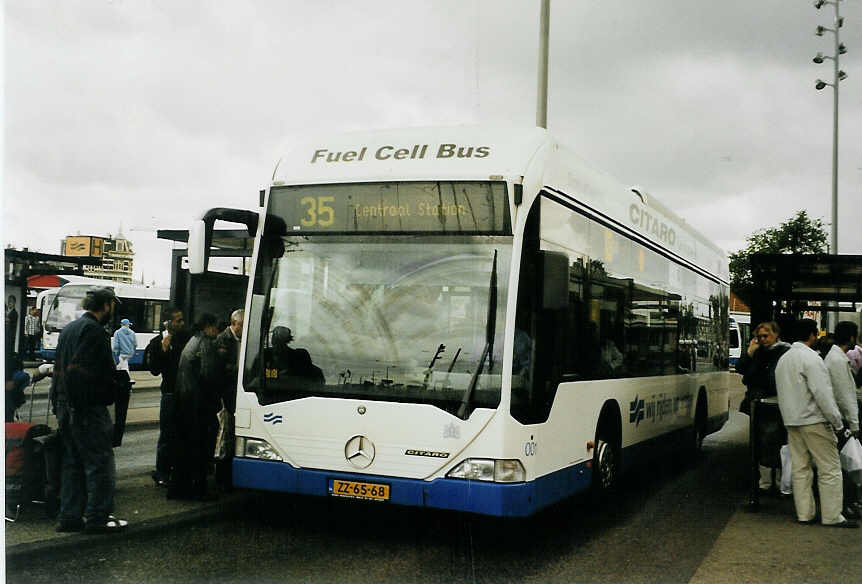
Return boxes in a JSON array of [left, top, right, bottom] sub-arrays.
[[50, 287, 128, 534]]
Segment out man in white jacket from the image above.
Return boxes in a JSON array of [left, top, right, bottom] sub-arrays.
[[775, 318, 857, 528], [824, 321, 861, 518]]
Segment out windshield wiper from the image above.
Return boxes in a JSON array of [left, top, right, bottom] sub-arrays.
[[422, 343, 446, 389], [457, 249, 497, 419]]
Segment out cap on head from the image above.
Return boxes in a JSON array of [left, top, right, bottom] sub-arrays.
[[120, 318, 132, 326], [271, 326, 293, 349], [82, 287, 121, 311]]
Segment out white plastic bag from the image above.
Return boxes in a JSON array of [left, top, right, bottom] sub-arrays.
[[213, 406, 229, 460], [779, 444, 792, 495], [840, 437, 862, 473]]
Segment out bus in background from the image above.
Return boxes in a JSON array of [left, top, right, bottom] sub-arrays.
[[189, 126, 731, 517], [40, 276, 169, 367], [728, 311, 751, 368]]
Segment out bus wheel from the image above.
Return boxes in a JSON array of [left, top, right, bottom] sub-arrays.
[[592, 433, 619, 496]]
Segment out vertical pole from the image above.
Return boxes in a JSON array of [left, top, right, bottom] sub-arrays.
[[536, 0, 550, 129], [830, 0, 840, 255]]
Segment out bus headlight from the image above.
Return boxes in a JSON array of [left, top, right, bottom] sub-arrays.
[[446, 458, 525, 483], [236, 437, 282, 461]]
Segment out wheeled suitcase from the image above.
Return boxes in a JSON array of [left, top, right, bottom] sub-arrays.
[[5, 422, 52, 521]]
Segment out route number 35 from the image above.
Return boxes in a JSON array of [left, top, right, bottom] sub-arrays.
[[300, 196, 335, 227]]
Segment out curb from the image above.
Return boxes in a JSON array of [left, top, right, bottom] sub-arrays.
[[5, 494, 247, 561], [123, 419, 161, 431]]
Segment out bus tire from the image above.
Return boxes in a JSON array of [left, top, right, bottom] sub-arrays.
[[592, 408, 621, 498]]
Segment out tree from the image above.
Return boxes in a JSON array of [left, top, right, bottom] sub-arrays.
[[729, 210, 828, 306]]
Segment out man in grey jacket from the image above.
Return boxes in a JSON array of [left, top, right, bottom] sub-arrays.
[[824, 321, 861, 518], [775, 318, 857, 528]]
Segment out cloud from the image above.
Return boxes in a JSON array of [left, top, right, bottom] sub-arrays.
[[4, 0, 861, 287]]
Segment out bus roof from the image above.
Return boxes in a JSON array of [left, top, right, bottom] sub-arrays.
[[51, 276, 169, 301], [272, 125, 728, 281]]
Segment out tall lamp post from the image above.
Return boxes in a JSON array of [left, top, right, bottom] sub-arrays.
[[536, 0, 550, 129], [813, 0, 847, 255]]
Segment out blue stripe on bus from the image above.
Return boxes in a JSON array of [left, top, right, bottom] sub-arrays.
[[232, 458, 593, 518], [232, 415, 729, 517]]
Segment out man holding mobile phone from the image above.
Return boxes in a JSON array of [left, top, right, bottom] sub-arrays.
[[145, 307, 190, 487]]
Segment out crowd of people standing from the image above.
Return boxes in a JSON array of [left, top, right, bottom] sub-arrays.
[[36, 286, 244, 534], [146, 306, 243, 501], [738, 317, 862, 528]]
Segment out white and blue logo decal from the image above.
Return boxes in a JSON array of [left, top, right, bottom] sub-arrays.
[[263, 412, 283, 425], [629, 395, 645, 426]]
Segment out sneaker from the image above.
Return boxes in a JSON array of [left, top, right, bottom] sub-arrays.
[[824, 519, 859, 529], [797, 518, 818, 525], [84, 515, 128, 534], [151, 471, 168, 488], [56, 518, 85, 532]]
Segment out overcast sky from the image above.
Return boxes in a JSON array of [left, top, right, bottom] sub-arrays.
[[3, 0, 861, 286]]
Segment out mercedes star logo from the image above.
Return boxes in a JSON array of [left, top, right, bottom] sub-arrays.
[[344, 435, 376, 469]]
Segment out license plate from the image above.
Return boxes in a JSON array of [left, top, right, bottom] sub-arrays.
[[329, 479, 390, 501]]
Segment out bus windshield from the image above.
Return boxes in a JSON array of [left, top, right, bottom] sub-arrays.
[[244, 234, 512, 417], [44, 285, 95, 332]]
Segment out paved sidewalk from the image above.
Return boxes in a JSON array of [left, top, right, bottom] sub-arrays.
[[5, 472, 245, 560], [690, 492, 862, 583], [689, 386, 862, 583], [4, 369, 240, 560]]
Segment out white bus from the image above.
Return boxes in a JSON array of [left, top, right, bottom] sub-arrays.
[[39, 276, 170, 367], [728, 311, 751, 368], [190, 126, 731, 517]]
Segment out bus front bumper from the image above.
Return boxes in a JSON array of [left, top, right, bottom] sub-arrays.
[[232, 458, 592, 518]]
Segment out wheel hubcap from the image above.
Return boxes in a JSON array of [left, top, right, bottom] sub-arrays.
[[597, 440, 616, 489]]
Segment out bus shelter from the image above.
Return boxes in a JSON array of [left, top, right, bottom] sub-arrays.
[[745, 254, 862, 510], [4, 249, 88, 359]]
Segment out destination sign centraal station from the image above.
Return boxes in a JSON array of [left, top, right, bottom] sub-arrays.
[[269, 179, 511, 235]]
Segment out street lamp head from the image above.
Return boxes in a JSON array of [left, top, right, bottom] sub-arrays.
[[838, 70, 847, 81], [838, 43, 847, 55], [816, 25, 826, 36], [813, 0, 825, 9], [813, 52, 825, 63], [815, 79, 828, 90]]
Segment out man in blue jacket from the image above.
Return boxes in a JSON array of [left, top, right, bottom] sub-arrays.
[[50, 287, 128, 534], [113, 318, 136, 369], [112, 318, 136, 447]]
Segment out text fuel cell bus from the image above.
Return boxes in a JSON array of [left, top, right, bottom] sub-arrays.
[[189, 126, 731, 517]]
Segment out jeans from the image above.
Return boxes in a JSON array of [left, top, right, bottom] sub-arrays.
[[155, 393, 176, 479], [56, 401, 116, 524]]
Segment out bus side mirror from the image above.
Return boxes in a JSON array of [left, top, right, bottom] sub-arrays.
[[540, 251, 568, 310], [189, 220, 209, 275], [188, 207, 260, 275]]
